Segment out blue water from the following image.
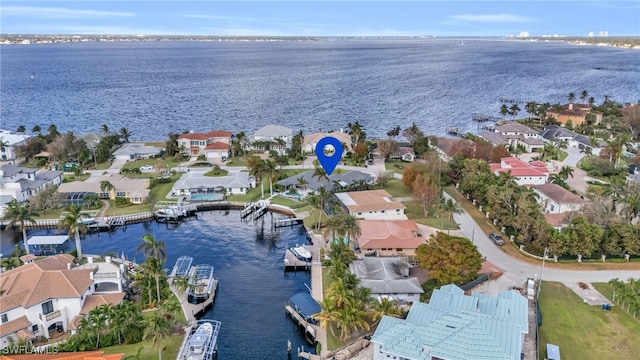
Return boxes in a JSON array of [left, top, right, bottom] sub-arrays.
[[190, 193, 224, 201], [1, 40, 639, 139], [0, 211, 315, 359]]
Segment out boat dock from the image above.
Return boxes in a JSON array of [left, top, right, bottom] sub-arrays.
[[284, 249, 312, 271], [471, 113, 502, 122], [176, 319, 221, 360], [170, 256, 193, 278], [169, 277, 217, 323], [274, 218, 304, 229]]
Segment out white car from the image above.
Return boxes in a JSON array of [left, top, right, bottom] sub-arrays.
[[140, 165, 154, 171]]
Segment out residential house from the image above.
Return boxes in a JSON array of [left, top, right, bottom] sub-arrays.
[[0, 129, 30, 161], [390, 147, 416, 162], [250, 125, 293, 154], [540, 125, 602, 155], [276, 170, 375, 197], [57, 174, 150, 205], [479, 122, 545, 153], [0, 254, 126, 346], [170, 169, 254, 196], [533, 183, 588, 214], [177, 130, 232, 158], [334, 189, 406, 220], [371, 284, 528, 360], [302, 132, 352, 155], [547, 103, 603, 126], [356, 219, 426, 258], [350, 257, 423, 303], [434, 137, 476, 160], [112, 143, 164, 161], [489, 157, 549, 185], [0, 164, 64, 207]]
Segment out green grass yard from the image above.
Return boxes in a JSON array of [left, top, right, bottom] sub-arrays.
[[101, 334, 184, 359], [382, 178, 412, 198], [538, 281, 640, 360]]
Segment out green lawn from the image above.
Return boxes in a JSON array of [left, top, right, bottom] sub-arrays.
[[383, 179, 412, 198], [538, 281, 640, 360], [303, 208, 329, 231], [101, 334, 184, 359], [63, 173, 91, 182], [204, 168, 229, 177], [404, 201, 458, 230], [226, 186, 264, 202], [270, 195, 309, 210], [384, 160, 406, 174]]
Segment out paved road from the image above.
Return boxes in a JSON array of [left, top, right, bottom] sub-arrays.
[[446, 193, 640, 284]]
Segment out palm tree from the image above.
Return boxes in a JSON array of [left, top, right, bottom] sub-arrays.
[[295, 176, 309, 195], [2, 199, 39, 255], [525, 101, 537, 120], [588, 97, 596, 107], [316, 298, 340, 338], [322, 215, 344, 243], [335, 303, 370, 340], [172, 275, 190, 295], [31, 125, 41, 134], [249, 159, 267, 199], [439, 198, 463, 233], [1, 256, 22, 270], [16, 125, 26, 134], [370, 297, 404, 326], [137, 234, 166, 262], [568, 92, 576, 104], [262, 159, 280, 196], [312, 166, 330, 184], [509, 104, 520, 119], [499, 104, 509, 119], [58, 205, 89, 259], [119, 127, 131, 142], [558, 166, 574, 181], [101, 124, 109, 135], [621, 190, 640, 223], [143, 312, 171, 360], [47, 124, 59, 138], [341, 214, 362, 249], [580, 90, 589, 104]]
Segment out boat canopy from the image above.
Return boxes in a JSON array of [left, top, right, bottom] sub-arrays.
[[289, 292, 321, 320]]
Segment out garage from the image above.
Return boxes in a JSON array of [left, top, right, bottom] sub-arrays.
[[204, 142, 230, 158]]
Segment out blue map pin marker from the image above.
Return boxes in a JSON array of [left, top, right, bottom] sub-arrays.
[[315, 136, 343, 176]]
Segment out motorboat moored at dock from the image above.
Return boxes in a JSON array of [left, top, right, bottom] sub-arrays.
[[177, 320, 221, 360], [290, 244, 312, 262], [188, 264, 217, 304]]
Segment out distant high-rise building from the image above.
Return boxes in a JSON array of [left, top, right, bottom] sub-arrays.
[[588, 32, 595, 37], [598, 31, 609, 37], [517, 31, 530, 38]]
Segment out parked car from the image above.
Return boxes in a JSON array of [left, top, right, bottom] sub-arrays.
[[489, 233, 505, 246], [140, 165, 154, 171]]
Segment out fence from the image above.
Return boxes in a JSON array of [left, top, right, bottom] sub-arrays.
[[459, 273, 491, 291]]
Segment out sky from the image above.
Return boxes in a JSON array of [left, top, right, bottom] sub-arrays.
[[1, 1, 639, 37]]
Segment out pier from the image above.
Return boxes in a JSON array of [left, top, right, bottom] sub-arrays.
[[169, 277, 217, 323], [498, 97, 529, 104], [471, 113, 502, 122], [274, 218, 304, 229], [446, 127, 463, 137], [240, 202, 259, 219], [284, 249, 313, 271]]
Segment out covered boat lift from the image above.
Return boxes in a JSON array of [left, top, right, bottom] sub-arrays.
[[27, 235, 69, 255]]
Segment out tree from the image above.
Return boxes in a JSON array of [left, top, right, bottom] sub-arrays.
[[413, 175, 440, 216], [295, 176, 309, 194], [580, 90, 589, 104], [370, 297, 404, 326], [416, 232, 483, 285], [47, 124, 59, 139], [137, 234, 167, 303], [31, 125, 41, 134], [402, 122, 424, 145], [558, 166, 574, 181], [341, 214, 362, 248], [500, 104, 509, 119], [377, 139, 398, 160], [100, 180, 115, 198], [376, 170, 391, 188], [568, 92, 576, 104], [346, 121, 366, 146], [509, 104, 521, 119], [101, 124, 109, 134], [143, 312, 171, 360], [2, 200, 39, 255], [525, 101, 538, 120], [119, 127, 131, 143], [312, 166, 330, 184], [438, 198, 463, 233], [387, 125, 401, 140], [58, 205, 89, 259], [16, 125, 26, 134], [621, 104, 640, 140]]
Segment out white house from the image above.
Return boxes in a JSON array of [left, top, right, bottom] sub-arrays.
[[0, 129, 30, 161], [112, 142, 164, 161], [350, 257, 423, 304], [171, 169, 254, 196], [250, 125, 293, 154], [479, 122, 545, 153], [302, 132, 352, 155], [490, 157, 549, 185], [0, 254, 126, 346], [177, 130, 232, 158], [334, 189, 406, 220], [533, 183, 588, 214], [57, 174, 150, 205], [0, 164, 64, 206]]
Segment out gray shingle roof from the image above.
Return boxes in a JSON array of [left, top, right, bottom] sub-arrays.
[[1, 164, 37, 178], [276, 170, 375, 192], [540, 125, 591, 146]]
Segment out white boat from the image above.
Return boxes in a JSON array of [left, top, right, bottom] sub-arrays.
[[186, 322, 213, 360], [290, 244, 312, 262], [79, 216, 96, 225], [188, 264, 215, 303]]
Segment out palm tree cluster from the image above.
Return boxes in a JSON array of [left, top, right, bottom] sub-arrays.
[[2, 199, 38, 255], [609, 278, 640, 319], [321, 214, 362, 249], [248, 157, 280, 198], [136, 234, 168, 308], [316, 243, 405, 341], [60, 301, 145, 351], [458, 158, 640, 259]]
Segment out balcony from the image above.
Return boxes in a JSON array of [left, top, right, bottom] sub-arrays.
[[39, 310, 61, 322]]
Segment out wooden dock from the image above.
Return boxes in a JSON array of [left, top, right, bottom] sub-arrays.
[[170, 278, 218, 323], [284, 249, 312, 271]]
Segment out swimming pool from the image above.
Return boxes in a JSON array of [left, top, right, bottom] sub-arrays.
[[189, 193, 224, 201]]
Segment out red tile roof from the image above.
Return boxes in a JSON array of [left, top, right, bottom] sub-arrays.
[[177, 130, 232, 141], [357, 220, 426, 250], [204, 142, 231, 150], [490, 157, 549, 178]]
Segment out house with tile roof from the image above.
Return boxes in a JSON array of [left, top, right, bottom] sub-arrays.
[[177, 130, 232, 158], [334, 190, 406, 220], [356, 219, 426, 258], [302, 132, 352, 155], [0, 254, 126, 346], [0, 164, 63, 208], [547, 103, 603, 126], [532, 183, 588, 214], [350, 257, 423, 303], [489, 157, 549, 185], [371, 284, 528, 360]]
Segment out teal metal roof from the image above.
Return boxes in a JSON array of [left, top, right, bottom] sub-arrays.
[[371, 285, 529, 360]]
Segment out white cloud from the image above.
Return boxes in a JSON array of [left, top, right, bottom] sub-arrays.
[[451, 13, 536, 23], [0, 6, 134, 19]]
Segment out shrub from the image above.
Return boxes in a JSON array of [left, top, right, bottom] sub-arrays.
[[115, 197, 132, 207]]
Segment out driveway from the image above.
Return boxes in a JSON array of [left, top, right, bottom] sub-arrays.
[[562, 146, 585, 167]]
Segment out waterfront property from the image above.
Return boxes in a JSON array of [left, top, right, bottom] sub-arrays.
[[489, 157, 549, 185], [170, 169, 254, 196], [547, 103, 603, 126], [478, 122, 544, 153], [350, 257, 423, 303], [371, 284, 529, 360], [57, 174, 150, 204], [334, 189, 406, 220], [0, 164, 63, 207], [285, 292, 321, 345], [434, 137, 476, 160], [177, 130, 232, 158], [540, 125, 602, 155], [277, 170, 375, 197], [177, 319, 221, 360], [302, 131, 353, 155], [0, 254, 127, 346], [112, 142, 164, 160], [390, 147, 416, 162], [250, 124, 293, 154], [0, 129, 30, 161], [25, 235, 69, 255], [532, 183, 589, 214], [356, 219, 426, 258]]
